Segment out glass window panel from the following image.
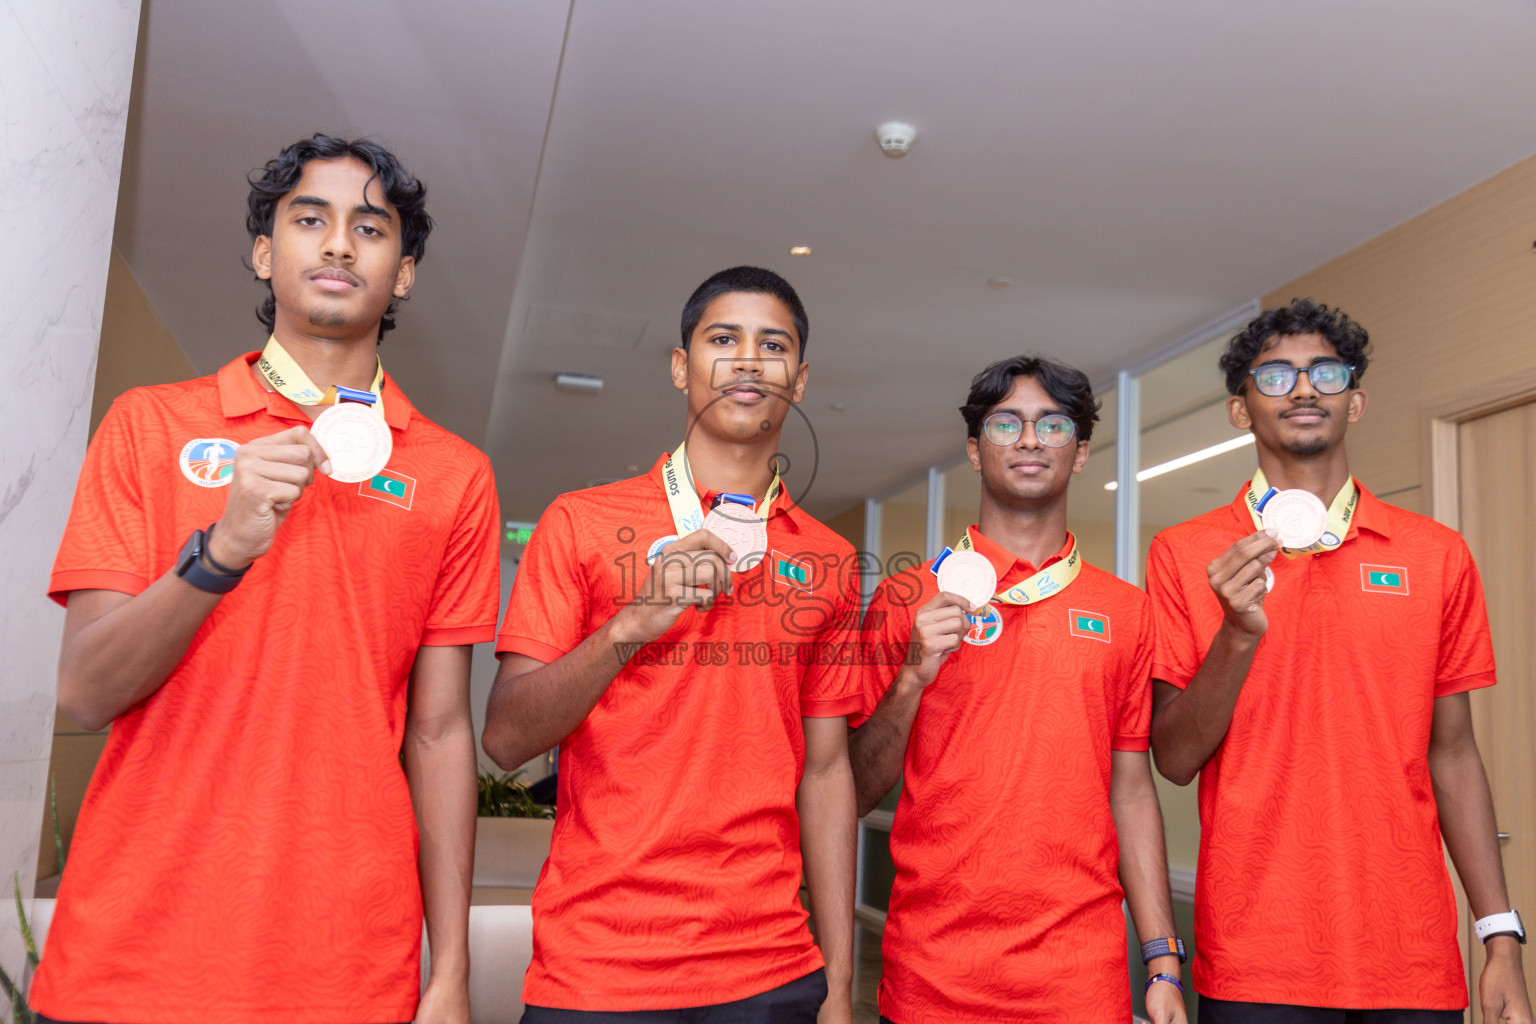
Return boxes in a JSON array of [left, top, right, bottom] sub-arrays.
[[1136, 332, 1250, 576], [859, 828, 896, 912], [1070, 384, 1116, 570], [941, 458, 977, 547], [877, 479, 928, 580]]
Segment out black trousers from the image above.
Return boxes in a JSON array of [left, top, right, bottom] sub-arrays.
[[1198, 996, 1464, 1024], [885, 1002, 1462, 1024], [520, 969, 827, 1024]]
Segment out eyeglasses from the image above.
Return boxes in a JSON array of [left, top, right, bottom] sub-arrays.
[[1247, 361, 1355, 397], [982, 412, 1077, 448]]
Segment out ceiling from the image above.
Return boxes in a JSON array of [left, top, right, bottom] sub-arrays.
[[114, 0, 1536, 526]]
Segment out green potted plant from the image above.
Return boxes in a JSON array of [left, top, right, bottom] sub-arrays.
[[474, 770, 555, 892], [1, 874, 41, 1024], [2, 777, 64, 1023]]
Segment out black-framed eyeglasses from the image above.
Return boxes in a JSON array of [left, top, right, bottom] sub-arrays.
[[1247, 361, 1355, 397], [982, 411, 1077, 448]]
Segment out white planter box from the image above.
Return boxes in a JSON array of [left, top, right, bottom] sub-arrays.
[[25, 897, 54, 956], [473, 816, 555, 888]]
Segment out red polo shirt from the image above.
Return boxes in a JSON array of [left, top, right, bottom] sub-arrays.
[[496, 454, 863, 1010], [852, 529, 1154, 1024], [34, 353, 501, 1024], [1147, 481, 1496, 1010]]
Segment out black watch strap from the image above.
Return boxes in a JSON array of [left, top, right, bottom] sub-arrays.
[[201, 522, 247, 577], [175, 524, 247, 594]]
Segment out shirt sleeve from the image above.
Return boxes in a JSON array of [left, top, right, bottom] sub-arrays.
[[1434, 535, 1498, 697], [48, 395, 153, 605], [496, 497, 588, 663], [1145, 532, 1199, 689], [1113, 597, 1156, 751], [421, 454, 502, 646], [800, 547, 867, 719], [845, 577, 916, 729]]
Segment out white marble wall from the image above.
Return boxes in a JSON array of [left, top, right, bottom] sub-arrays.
[[0, 0, 142, 985]]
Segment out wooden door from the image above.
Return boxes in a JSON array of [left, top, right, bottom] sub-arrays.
[[1456, 400, 1536, 1023]]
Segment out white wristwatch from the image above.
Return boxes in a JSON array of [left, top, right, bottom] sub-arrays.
[[1474, 910, 1527, 944]]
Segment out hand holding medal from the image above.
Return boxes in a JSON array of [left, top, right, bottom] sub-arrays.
[[206, 425, 335, 569], [901, 592, 974, 689], [1206, 530, 1281, 639], [928, 530, 1085, 650], [621, 528, 735, 644], [702, 493, 768, 573], [628, 443, 779, 649], [256, 337, 392, 483]]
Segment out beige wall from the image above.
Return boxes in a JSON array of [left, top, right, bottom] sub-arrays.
[[823, 501, 864, 551], [1263, 151, 1536, 511], [880, 499, 928, 574], [37, 249, 194, 884], [1164, 150, 1536, 882], [90, 248, 198, 432]]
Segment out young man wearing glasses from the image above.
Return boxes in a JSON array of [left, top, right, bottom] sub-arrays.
[[1146, 299, 1531, 1023], [848, 356, 1188, 1024]]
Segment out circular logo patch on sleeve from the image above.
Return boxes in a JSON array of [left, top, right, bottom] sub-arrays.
[[179, 438, 239, 487]]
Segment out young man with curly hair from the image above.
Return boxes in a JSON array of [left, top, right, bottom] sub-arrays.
[[33, 134, 499, 1024], [1147, 299, 1531, 1023]]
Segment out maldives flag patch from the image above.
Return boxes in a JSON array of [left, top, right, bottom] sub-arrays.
[[360, 469, 416, 510], [1068, 609, 1111, 643], [1360, 564, 1409, 595], [772, 550, 813, 592]]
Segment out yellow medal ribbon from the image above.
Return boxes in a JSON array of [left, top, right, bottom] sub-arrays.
[[660, 441, 783, 537], [256, 335, 386, 419], [1244, 469, 1359, 554], [951, 527, 1083, 606]]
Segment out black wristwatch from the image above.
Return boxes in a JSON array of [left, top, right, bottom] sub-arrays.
[[174, 523, 249, 594]]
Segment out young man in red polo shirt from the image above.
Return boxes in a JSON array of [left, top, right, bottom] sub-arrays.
[[849, 356, 1189, 1024], [1147, 299, 1532, 1023], [34, 134, 499, 1024], [483, 266, 858, 1023]]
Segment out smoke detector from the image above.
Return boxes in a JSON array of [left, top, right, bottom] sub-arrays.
[[875, 121, 916, 158]]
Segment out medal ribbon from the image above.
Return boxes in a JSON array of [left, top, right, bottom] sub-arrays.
[[660, 441, 783, 537], [1244, 469, 1359, 554], [256, 335, 386, 418], [933, 527, 1083, 606]]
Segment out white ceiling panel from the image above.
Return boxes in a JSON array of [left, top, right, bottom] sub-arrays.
[[113, 0, 1536, 525]]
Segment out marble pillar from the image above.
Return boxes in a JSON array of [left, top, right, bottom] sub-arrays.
[[0, 0, 142, 983]]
